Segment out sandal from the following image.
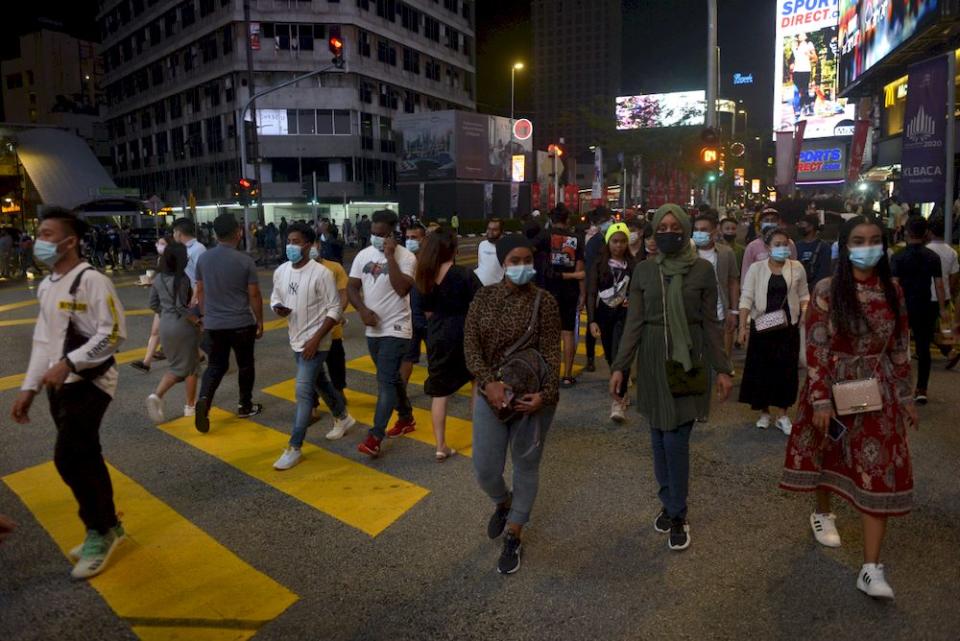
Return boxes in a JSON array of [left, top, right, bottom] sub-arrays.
[[435, 447, 456, 462], [561, 377, 577, 388]]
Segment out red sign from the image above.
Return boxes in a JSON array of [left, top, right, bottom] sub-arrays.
[[513, 118, 533, 141], [563, 184, 578, 211], [547, 183, 556, 210], [847, 120, 870, 184], [531, 183, 541, 210], [249, 22, 261, 51]]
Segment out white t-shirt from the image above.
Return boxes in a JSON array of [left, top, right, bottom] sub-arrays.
[[927, 240, 959, 301], [183, 238, 207, 287], [698, 248, 726, 321], [271, 260, 341, 352], [349, 245, 417, 338], [475, 239, 504, 286], [794, 41, 815, 73]]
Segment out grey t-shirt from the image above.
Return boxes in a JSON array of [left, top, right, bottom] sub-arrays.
[[196, 244, 258, 330]]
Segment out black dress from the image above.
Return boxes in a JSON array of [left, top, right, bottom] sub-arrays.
[[739, 274, 801, 410], [420, 265, 481, 397]]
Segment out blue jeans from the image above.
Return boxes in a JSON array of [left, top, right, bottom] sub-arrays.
[[290, 350, 346, 448], [367, 336, 413, 440], [650, 422, 694, 521]]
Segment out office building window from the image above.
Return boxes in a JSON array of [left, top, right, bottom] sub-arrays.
[[298, 109, 316, 135], [333, 109, 351, 134]]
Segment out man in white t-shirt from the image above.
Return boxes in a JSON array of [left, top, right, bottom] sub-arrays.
[[348, 210, 418, 458], [475, 218, 505, 286], [927, 217, 960, 368], [271, 223, 356, 470], [172, 218, 207, 288]]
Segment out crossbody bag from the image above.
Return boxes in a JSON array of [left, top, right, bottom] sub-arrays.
[[754, 262, 792, 332], [831, 331, 893, 416], [62, 267, 116, 381]]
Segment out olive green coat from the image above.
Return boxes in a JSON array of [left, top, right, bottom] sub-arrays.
[[611, 258, 733, 431]]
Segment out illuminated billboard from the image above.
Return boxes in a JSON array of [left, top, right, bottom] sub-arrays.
[[838, 0, 941, 92], [797, 139, 848, 183], [615, 91, 706, 130], [774, 0, 856, 139]]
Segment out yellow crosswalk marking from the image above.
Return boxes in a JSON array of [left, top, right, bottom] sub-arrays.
[[0, 308, 156, 328], [157, 408, 429, 537], [263, 380, 475, 457], [346, 355, 471, 398], [0, 346, 150, 392], [3, 461, 298, 641], [0, 299, 38, 313]]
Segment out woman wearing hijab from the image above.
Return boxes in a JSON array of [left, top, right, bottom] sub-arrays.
[[609, 204, 734, 552], [464, 234, 561, 575]]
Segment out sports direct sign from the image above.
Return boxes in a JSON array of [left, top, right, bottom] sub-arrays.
[[796, 140, 847, 182]]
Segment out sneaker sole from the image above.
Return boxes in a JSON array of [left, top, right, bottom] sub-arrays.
[[857, 583, 895, 600], [668, 538, 691, 551], [237, 405, 263, 419], [71, 535, 124, 580], [386, 426, 415, 439], [498, 548, 522, 575], [654, 517, 671, 534]]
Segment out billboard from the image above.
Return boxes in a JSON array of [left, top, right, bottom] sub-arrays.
[[396, 112, 457, 180], [838, 0, 941, 92], [615, 91, 706, 130], [796, 139, 848, 183], [774, 0, 856, 139]]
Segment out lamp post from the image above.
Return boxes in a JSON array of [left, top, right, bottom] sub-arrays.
[[510, 62, 524, 120]]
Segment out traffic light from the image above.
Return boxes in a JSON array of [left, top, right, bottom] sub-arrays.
[[700, 147, 718, 164], [548, 143, 563, 157], [329, 33, 345, 68], [236, 178, 259, 206]]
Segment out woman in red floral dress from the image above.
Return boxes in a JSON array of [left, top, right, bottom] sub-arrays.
[[781, 216, 918, 600]]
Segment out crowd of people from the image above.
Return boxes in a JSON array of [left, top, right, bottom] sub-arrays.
[[6, 198, 959, 593]]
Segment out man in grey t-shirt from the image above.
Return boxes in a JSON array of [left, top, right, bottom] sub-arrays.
[[194, 214, 264, 433]]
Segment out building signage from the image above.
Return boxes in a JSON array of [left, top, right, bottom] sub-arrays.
[[733, 73, 754, 85], [796, 139, 847, 182], [511, 154, 525, 182], [734, 167, 745, 187], [512, 118, 533, 141], [901, 54, 948, 203]]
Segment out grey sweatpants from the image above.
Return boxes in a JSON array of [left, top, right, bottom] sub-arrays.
[[472, 392, 555, 526]]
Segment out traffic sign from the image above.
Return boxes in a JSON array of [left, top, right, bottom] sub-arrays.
[[513, 118, 533, 141]]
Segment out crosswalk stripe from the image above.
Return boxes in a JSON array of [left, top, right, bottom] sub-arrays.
[[0, 308, 155, 328], [0, 299, 38, 313], [3, 461, 298, 640], [157, 407, 429, 537], [263, 380, 475, 457], [346, 355, 472, 398]]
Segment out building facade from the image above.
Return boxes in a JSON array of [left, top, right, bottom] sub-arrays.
[[97, 0, 476, 221], [531, 0, 620, 164]]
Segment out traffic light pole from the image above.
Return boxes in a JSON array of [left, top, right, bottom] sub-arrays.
[[706, 0, 718, 206]]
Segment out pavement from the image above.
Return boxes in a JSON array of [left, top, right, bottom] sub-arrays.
[[1, 238, 959, 641]]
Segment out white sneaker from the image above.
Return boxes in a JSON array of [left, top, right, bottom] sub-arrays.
[[776, 415, 793, 436], [183, 405, 196, 417], [273, 447, 302, 471], [756, 413, 771, 429], [610, 400, 626, 423], [146, 394, 165, 424], [809, 512, 841, 548], [71, 525, 125, 580], [857, 563, 895, 600], [326, 414, 357, 440]]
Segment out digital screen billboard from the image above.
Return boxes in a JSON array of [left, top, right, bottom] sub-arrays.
[[615, 91, 706, 130], [838, 0, 941, 91], [774, 0, 857, 139], [797, 139, 848, 183]]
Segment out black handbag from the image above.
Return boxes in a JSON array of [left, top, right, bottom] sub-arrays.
[[486, 290, 549, 421], [62, 267, 116, 381], [660, 270, 708, 398]]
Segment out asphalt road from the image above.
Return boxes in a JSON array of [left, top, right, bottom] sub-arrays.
[[1, 240, 958, 641]]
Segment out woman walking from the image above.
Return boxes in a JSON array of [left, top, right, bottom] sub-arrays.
[[609, 204, 733, 552], [782, 216, 916, 599], [738, 228, 809, 434], [587, 222, 635, 422], [416, 228, 480, 461], [145, 242, 202, 423], [464, 235, 561, 574]]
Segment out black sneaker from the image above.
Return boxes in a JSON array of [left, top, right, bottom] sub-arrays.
[[654, 509, 671, 534], [584, 358, 596, 373], [668, 519, 690, 551], [195, 397, 210, 433], [237, 403, 263, 418], [129, 360, 150, 373], [914, 390, 928, 405], [487, 494, 512, 539], [497, 531, 522, 575]]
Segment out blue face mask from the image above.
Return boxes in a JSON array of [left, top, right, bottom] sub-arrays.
[[33, 239, 62, 267], [505, 264, 536, 286], [371, 235, 385, 252], [309, 246, 319, 260], [692, 231, 713, 248], [600, 221, 613, 234], [286, 244, 303, 263], [770, 246, 791, 262], [405, 239, 420, 253], [848, 244, 884, 269], [761, 222, 778, 232]]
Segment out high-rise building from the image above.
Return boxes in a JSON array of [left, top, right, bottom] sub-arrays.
[[97, 0, 476, 222], [531, 0, 620, 170]]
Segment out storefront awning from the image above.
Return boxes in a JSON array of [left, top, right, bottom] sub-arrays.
[[15, 128, 115, 210]]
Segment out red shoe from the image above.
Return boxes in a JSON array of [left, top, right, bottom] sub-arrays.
[[386, 417, 416, 439], [358, 434, 382, 458]]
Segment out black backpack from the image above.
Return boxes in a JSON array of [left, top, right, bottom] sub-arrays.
[[62, 267, 116, 380]]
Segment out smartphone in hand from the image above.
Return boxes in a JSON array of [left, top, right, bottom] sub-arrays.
[[828, 417, 847, 442]]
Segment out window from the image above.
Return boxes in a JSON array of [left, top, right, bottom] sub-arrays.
[[155, 132, 169, 159], [360, 112, 374, 150], [299, 24, 314, 50], [443, 0, 457, 11], [199, 0, 215, 17], [150, 62, 164, 85], [424, 16, 440, 42], [333, 110, 351, 134], [445, 26, 459, 51], [180, 1, 196, 28], [376, 0, 396, 21], [275, 24, 290, 50], [221, 25, 233, 54], [403, 91, 418, 113], [169, 94, 182, 119], [302, 158, 330, 182], [271, 157, 299, 182], [358, 31, 371, 57], [379, 116, 395, 153], [316, 109, 333, 135], [286, 109, 299, 134], [377, 40, 396, 66], [5, 74, 22, 90], [400, 3, 419, 33], [357, 0, 370, 9], [402, 48, 419, 74], [358, 81, 372, 104], [141, 109, 152, 129], [298, 109, 316, 135], [154, 102, 166, 124], [171, 127, 185, 157], [425, 59, 441, 81], [200, 34, 218, 62]]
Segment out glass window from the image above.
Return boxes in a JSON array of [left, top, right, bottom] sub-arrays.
[[298, 109, 316, 134], [286, 109, 299, 134], [271, 157, 300, 182], [316, 109, 334, 134], [333, 110, 351, 135]]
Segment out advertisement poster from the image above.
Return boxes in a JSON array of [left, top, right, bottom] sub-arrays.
[[901, 54, 948, 203], [511, 154, 525, 182], [847, 119, 871, 182], [838, 0, 941, 91], [774, 0, 856, 138], [615, 91, 706, 130], [396, 112, 456, 181], [564, 184, 579, 211], [249, 22, 261, 51], [796, 139, 847, 183]]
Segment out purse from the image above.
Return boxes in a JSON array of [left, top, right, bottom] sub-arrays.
[[660, 271, 708, 398], [754, 263, 791, 332], [62, 268, 116, 381], [830, 331, 892, 416], [486, 290, 549, 421]]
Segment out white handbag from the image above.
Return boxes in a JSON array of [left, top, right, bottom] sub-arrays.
[[831, 332, 892, 416]]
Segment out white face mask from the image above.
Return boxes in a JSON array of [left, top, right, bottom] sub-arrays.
[[628, 232, 640, 244]]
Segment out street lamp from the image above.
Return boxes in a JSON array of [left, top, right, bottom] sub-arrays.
[[511, 62, 525, 120]]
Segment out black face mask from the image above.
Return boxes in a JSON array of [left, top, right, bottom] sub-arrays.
[[722, 233, 737, 243], [655, 232, 685, 255]]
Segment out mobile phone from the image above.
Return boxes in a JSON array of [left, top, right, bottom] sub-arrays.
[[828, 417, 847, 442]]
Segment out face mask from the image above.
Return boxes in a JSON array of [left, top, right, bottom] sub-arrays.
[[309, 246, 319, 260], [405, 239, 420, 253], [505, 264, 536, 286], [848, 244, 884, 269], [692, 231, 713, 248], [761, 222, 778, 232], [286, 244, 303, 263], [156, 242, 166, 255], [770, 246, 791, 262], [371, 235, 385, 252], [721, 233, 735, 243], [654, 232, 685, 256], [628, 232, 640, 244], [33, 239, 62, 267], [600, 221, 613, 234]]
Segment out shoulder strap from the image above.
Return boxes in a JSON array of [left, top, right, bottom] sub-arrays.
[[69, 267, 95, 296], [502, 289, 542, 359]]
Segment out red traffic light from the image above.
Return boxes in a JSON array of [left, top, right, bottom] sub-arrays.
[[329, 36, 344, 56], [239, 178, 253, 189]]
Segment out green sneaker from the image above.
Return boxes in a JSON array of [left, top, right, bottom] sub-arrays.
[[71, 524, 125, 580]]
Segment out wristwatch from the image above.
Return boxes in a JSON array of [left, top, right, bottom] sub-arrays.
[[62, 356, 77, 373]]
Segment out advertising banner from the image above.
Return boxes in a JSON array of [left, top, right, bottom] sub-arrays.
[[249, 22, 261, 51], [564, 185, 579, 211], [797, 138, 848, 183], [548, 183, 556, 210], [774, 0, 856, 138], [511, 155, 525, 182], [901, 54, 948, 203], [511, 183, 520, 215], [847, 119, 870, 183], [615, 91, 706, 130], [396, 112, 456, 181]]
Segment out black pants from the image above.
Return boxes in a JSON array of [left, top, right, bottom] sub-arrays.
[[49, 381, 117, 535], [200, 325, 257, 408], [909, 303, 938, 391], [794, 71, 812, 111], [326, 338, 347, 391], [595, 304, 629, 396]]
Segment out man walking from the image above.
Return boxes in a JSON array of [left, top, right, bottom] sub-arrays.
[[795, 214, 832, 294], [926, 216, 960, 369], [693, 213, 740, 357], [11, 208, 127, 579], [740, 208, 797, 282], [0, 228, 12, 278], [545, 205, 585, 387], [348, 209, 418, 458], [172, 218, 207, 288], [475, 218, 505, 286], [194, 214, 265, 432]]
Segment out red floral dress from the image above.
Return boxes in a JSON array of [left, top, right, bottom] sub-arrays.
[[781, 276, 914, 517]]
